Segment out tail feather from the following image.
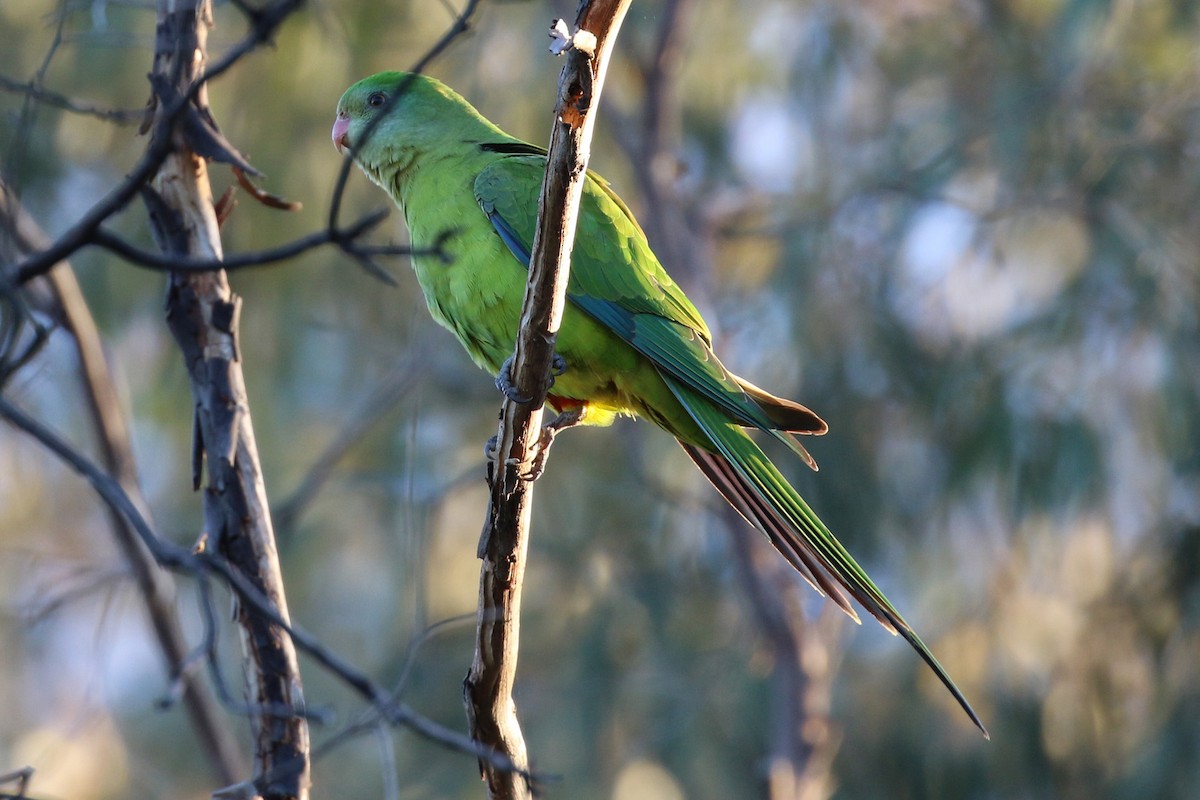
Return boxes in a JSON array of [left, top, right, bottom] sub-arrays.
[[681, 442, 860, 622], [735, 376, 829, 434], [665, 375, 989, 738], [778, 430, 820, 473]]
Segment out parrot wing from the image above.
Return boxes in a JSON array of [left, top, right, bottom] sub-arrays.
[[473, 153, 823, 464]]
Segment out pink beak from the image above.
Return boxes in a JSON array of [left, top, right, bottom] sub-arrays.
[[332, 114, 351, 153]]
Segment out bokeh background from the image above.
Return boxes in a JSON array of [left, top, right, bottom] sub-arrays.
[[3, 0, 1199, 798]]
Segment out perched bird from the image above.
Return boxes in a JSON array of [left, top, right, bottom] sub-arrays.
[[333, 71, 986, 736]]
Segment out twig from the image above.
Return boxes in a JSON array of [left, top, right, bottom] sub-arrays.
[[375, 723, 401, 800], [3, 0, 508, 793], [0, 766, 34, 799], [463, 3, 632, 798], [8, 0, 458, 291], [89, 208, 431, 276], [0, 73, 144, 124], [2, 5, 68, 193], [0, 270, 49, 388], [2, 0, 527, 788], [0, 397, 197, 569], [233, 166, 302, 211], [274, 358, 425, 532], [312, 614, 473, 761]]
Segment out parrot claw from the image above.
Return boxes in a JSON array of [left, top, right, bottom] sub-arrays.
[[484, 407, 585, 482], [520, 407, 584, 481], [495, 355, 532, 403], [494, 353, 569, 404], [522, 425, 558, 481]]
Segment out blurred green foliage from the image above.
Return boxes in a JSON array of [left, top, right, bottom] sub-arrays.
[[2, 0, 1199, 798]]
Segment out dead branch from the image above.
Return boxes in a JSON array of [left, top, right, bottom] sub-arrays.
[[149, 1, 310, 797], [463, 2, 632, 798], [7, 0, 475, 291], [0, 73, 144, 124], [87, 207, 432, 280], [1, 0, 505, 794]]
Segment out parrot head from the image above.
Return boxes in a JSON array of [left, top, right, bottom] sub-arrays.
[[332, 72, 409, 158], [333, 72, 504, 181]]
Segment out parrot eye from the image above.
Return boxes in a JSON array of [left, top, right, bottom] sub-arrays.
[[367, 92, 387, 108]]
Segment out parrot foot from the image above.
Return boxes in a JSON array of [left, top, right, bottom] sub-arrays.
[[550, 352, 568, 380], [495, 353, 568, 404], [522, 406, 583, 481], [484, 407, 585, 482]]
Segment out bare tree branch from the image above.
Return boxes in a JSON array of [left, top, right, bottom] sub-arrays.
[[0, 73, 144, 124], [2, 3, 69, 192], [0, 179, 245, 786], [148, 2, 310, 797], [87, 207, 438, 278], [7, 0, 465, 292], [6, 0, 480, 295], [0, 765, 34, 799], [0, 271, 48, 388], [463, 3, 632, 797]]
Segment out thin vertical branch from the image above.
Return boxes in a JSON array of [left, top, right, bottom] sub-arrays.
[[629, 0, 694, 281], [463, 1, 633, 797], [150, 2, 309, 798], [728, 506, 843, 800]]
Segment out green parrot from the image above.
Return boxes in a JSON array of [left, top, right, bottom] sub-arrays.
[[333, 72, 986, 736]]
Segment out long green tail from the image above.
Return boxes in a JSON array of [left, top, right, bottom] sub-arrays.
[[666, 375, 989, 738]]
